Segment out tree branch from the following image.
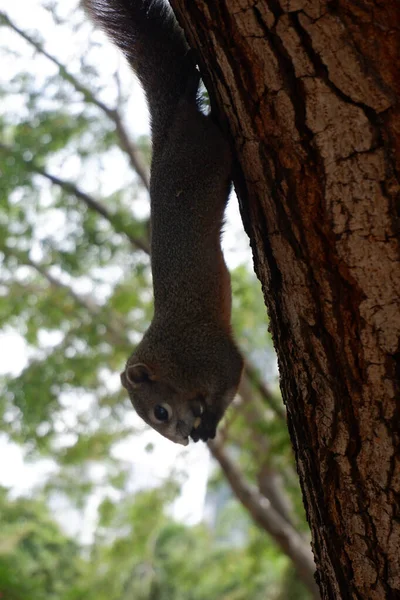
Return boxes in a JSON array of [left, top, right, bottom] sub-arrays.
[[27, 259, 129, 347], [35, 166, 150, 254], [0, 142, 150, 254], [208, 436, 319, 598], [243, 360, 286, 421], [1, 245, 130, 348], [109, 107, 150, 190], [1, 11, 150, 190], [237, 375, 297, 527]]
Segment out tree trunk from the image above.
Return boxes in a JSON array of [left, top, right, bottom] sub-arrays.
[[171, 1, 400, 598]]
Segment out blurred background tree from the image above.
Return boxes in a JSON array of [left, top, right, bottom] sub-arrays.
[[0, 1, 316, 598]]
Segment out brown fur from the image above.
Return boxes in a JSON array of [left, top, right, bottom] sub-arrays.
[[84, 0, 243, 444]]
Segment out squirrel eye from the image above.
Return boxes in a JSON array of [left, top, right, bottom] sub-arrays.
[[153, 404, 171, 423]]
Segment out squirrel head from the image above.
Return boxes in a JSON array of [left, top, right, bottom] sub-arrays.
[[121, 362, 205, 446]]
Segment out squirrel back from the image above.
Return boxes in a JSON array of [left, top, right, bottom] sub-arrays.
[[84, 0, 243, 445]]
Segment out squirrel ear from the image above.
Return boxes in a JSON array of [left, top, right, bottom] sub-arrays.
[[125, 363, 153, 387]]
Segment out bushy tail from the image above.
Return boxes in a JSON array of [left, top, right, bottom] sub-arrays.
[[84, 0, 194, 141]]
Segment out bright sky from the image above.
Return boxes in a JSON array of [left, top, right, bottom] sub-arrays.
[[0, 0, 253, 537]]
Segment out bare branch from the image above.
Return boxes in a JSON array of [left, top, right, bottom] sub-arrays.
[[28, 258, 99, 313], [0, 141, 150, 254], [113, 61, 124, 107], [238, 375, 271, 454], [2, 11, 150, 190], [109, 107, 150, 190], [257, 464, 297, 529], [238, 375, 299, 524], [243, 360, 286, 421], [208, 436, 319, 598], [27, 260, 129, 347], [35, 166, 150, 254], [1, 244, 130, 348]]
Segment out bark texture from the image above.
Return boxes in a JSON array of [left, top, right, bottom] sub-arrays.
[[170, 1, 400, 598]]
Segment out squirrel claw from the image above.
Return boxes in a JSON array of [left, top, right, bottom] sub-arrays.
[[189, 410, 218, 443], [190, 396, 206, 418]]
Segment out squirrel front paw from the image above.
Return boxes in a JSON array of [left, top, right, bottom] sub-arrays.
[[190, 409, 218, 443]]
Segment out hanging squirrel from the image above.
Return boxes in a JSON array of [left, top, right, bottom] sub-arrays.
[[84, 0, 243, 445]]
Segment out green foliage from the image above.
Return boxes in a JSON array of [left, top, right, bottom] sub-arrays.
[[0, 488, 82, 600], [70, 488, 293, 600], [0, 2, 312, 599], [231, 264, 270, 356], [0, 485, 311, 600]]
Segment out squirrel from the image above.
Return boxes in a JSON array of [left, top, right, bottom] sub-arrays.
[[84, 0, 243, 445]]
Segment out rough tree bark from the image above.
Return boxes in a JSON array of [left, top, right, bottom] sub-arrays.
[[170, 1, 400, 598]]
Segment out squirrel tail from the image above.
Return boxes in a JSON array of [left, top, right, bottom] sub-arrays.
[[84, 0, 195, 143]]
